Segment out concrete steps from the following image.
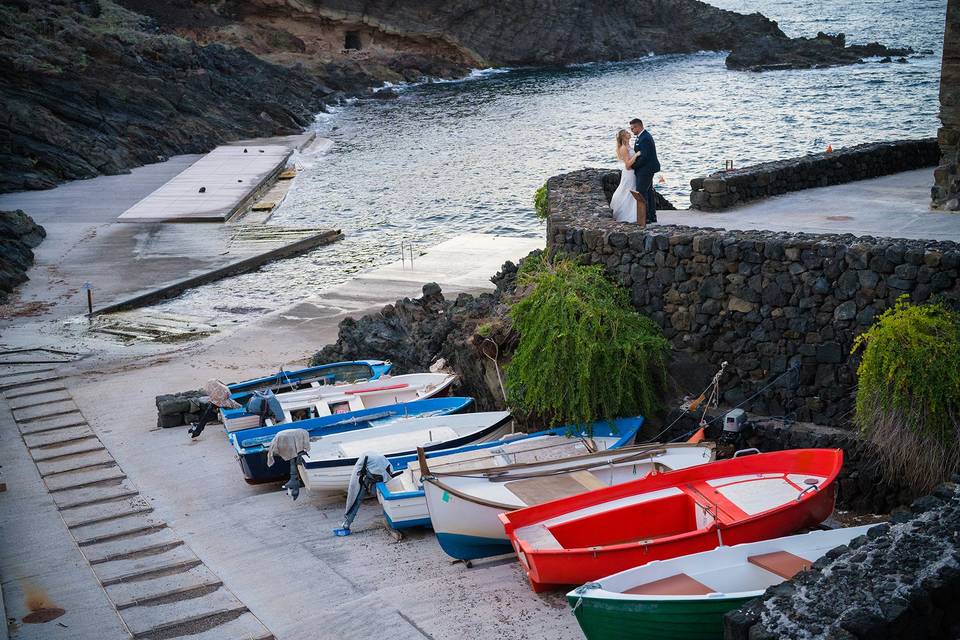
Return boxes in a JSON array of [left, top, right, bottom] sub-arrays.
[[2, 367, 274, 640]]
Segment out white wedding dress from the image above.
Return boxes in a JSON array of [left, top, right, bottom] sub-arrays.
[[610, 151, 636, 223]]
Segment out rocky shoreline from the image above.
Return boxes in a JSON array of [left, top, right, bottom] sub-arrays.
[[0, 210, 46, 304], [727, 32, 915, 71]]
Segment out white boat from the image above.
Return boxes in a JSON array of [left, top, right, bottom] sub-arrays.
[[222, 372, 456, 432], [377, 417, 645, 530], [296, 411, 513, 492], [419, 442, 715, 561], [566, 525, 874, 640]]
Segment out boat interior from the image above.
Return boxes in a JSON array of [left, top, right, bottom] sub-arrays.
[[231, 362, 377, 398], [515, 472, 828, 551], [223, 374, 453, 431]]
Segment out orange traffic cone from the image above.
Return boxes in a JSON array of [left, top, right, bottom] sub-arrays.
[[658, 175, 666, 184], [826, 144, 833, 153], [687, 427, 706, 443]]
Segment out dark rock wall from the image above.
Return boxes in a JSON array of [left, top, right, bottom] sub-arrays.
[[280, 0, 785, 67], [935, 0, 960, 210], [0, 210, 47, 302], [688, 139, 939, 211], [547, 169, 960, 427], [310, 265, 526, 413], [725, 482, 960, 640], [1, 0, 331, 193]]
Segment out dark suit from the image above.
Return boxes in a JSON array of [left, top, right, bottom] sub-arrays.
[[633, 129, 660, 223]]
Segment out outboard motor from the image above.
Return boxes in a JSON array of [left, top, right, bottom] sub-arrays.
[[719, 409, 748, 447]]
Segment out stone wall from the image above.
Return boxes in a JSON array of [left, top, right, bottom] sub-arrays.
[[725, 481, 960, 640], [688, 138, 938, 211], [934, 0, 960, 209], [546, 169, 960, 426], [155, 390, 206, 428]]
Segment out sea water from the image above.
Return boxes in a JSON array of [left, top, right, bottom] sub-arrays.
[[160, 0, 946, 318]]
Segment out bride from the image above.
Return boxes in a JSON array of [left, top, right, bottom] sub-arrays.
[[610, 129, 643, 226]]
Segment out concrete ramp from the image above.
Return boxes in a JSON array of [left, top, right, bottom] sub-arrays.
[[117, 145, 291, 223]]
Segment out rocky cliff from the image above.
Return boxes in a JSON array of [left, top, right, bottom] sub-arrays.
[[1, 0, 332, 192]]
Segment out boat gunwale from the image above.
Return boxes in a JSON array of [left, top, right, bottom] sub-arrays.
[[418, 441, 713, 514], [298, 412, 516, 472], [565, 523, 874, 602]]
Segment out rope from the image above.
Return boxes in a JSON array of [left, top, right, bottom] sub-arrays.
[[642, 361, 728, 444], [481, 338, 508, 407], [701, 363, 801, 429]]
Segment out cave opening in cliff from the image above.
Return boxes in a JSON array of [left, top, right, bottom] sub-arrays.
[[344, 31, 362, 51]]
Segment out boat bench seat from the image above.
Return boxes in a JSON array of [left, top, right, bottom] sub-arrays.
[[624, 572, 714, 596], [504, 471, 606, 506], [518, 524, 562, 550], [747, 550, 811, 579]]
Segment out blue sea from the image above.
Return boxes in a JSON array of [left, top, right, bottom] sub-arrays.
[[161, 0, 946, 316]]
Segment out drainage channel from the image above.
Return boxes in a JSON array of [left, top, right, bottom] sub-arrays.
[[1, 354, 274, 640]]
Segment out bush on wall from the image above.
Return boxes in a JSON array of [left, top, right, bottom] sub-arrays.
[[533, 183, 548, 219], [506, 255, 670, 431], [852, 296, 960, 491]]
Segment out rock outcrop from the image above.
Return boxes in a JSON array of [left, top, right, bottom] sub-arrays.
[[725, 482, 960, 640], [0, 210, 46, 302], [310, 260, 531, 414], [1, 0, 332, 192], [727, 32, 914, 71]]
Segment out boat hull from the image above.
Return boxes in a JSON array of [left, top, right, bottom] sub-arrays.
[[231, 397, 473, 483], [501, 449, 843, 592], [566, 593, 753, 640], [515, 483, 836, 591], [298, 417, 513, 492]]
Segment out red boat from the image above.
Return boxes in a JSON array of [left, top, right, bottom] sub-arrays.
[[498, 448, 842, 592]]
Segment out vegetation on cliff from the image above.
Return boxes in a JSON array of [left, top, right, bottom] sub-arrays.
[[852, 297, 960, 491], [506, 255, 670, 430], [533, 183, 548, 219]]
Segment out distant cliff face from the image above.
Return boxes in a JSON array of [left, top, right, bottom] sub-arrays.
[[123, 0, 786, 84]]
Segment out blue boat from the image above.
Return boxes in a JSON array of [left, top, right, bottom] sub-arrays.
[[376, 417, 644, 531], [227, 360, 392, 406], [229, 396, 474, 483]]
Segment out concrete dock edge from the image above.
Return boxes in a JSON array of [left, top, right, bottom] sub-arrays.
[[93, 229, 344, 315]]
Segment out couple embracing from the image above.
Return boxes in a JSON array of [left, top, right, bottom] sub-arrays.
[[611, 118, 660, 227]]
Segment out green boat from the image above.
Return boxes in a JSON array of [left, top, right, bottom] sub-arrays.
[[566, 525, 874, 639]]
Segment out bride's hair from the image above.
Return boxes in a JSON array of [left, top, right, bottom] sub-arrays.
[[616, 129, 630, 150]]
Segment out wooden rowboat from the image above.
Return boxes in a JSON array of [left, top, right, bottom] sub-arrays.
[[419, 435, 715, 561], [499, 449, 843, 592], [226, 360, 392, 406], [566, 524, 873, 639], [376, 417, 645, 531], [230, 396, 473, 483], [222, 372, 456, 432], [295, 411, 514, 492]]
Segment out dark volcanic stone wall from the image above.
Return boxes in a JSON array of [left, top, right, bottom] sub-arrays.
[[689, 139, 938, 211], [547, 169, 960, 427], [935, 0, 960, 210], [725, 482, 960, 640]]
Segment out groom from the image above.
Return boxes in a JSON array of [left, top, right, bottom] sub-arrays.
[[629, 118, 660, 223]]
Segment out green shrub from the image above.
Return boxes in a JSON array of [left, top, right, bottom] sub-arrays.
[[852, 296, 960, 490], [506, 258, 670, 431], [533, 183, 549, 219]]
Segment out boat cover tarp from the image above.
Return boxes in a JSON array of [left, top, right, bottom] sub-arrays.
[[345, 453, 395, 522], [267, 428, 311, 467], [245, 390, 285, 425]]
